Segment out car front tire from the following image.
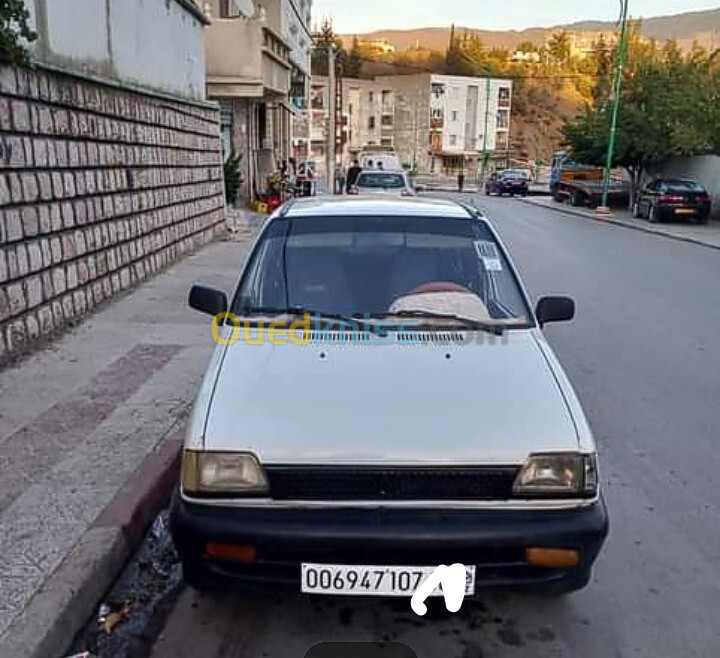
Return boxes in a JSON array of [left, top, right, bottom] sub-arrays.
[[571, 190, 585, 207]]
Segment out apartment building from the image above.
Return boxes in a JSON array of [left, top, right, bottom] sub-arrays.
[[309, 76, 395, 171], [205, 0, 312, 199], [378, 73, 513, 175], [308, 73, 511, 176]]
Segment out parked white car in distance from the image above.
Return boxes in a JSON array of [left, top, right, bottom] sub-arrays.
[[348, 170, 415, 197]]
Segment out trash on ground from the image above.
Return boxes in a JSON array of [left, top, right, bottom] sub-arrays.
[[99, 601, 132, 634], [150, 515, 166, 540]]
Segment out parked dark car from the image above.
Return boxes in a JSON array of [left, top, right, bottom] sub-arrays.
[[633, 179, 711, 224], [485, 170, 529, 197]]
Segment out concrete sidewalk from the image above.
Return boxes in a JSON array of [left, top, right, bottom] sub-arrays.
[[520, 195, 720, 250], [0, 216, 261, 657]]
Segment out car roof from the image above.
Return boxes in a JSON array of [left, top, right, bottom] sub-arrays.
[[284, 196, 480, 219], [357, 169, 406, 175], [358, 169, 404, 173]]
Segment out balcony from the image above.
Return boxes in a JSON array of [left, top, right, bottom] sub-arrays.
[[262, 26, 292, 96], [205, 15, 290, 99]]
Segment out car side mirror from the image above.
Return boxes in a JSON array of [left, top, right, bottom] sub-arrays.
[[189, 285, 228, 316], [536, 296, 575, 327]]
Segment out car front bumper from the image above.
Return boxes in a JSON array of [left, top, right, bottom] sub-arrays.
[[170, 494, 609, 592]]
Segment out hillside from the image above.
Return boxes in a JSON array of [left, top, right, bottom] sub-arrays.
[[339, 8, 720, 52]]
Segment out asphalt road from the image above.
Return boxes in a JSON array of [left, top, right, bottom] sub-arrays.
[[147, 195, 720, 658]]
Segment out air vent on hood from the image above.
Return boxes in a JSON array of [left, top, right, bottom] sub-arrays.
[[298, 330, 467, 345], [397, 331, 466, 344]]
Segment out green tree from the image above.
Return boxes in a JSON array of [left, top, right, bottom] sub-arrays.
[[0, 0, 37, 64], [223, 152, 243, 206], [344, 36, 362, 78], [547, 30, 572, 66], [563, 37, 720, 200], [311, 19, 343, 76], [516, 40, 538, 53]]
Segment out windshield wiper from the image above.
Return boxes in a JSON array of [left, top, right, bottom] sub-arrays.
[[368, 310, 505, 335], [239, 306, 367, 328]]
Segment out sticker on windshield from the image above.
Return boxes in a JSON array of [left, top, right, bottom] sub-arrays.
[[475, 241, 503, 272]]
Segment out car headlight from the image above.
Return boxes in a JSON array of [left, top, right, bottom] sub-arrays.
[[513, 453, 598, 498], [181, 450, 268, 496]]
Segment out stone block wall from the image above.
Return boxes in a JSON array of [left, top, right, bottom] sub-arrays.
[[0, 64, 226, 363]]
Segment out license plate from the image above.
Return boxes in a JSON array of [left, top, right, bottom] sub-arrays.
[[675, 208, 695, 215], [301, 563, 475, 597]]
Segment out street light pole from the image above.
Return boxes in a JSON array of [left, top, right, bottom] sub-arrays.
[[327, 45, 337, 195], [600, 0, 630, 212]]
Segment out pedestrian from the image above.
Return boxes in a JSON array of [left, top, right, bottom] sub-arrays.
[[377, 161, 384, 170], [367, 159, 374, 169], [346, 159, 362, 193], [458, 170, 465, 193]]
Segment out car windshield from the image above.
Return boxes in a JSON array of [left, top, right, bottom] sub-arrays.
[[663, 180, 706, 193], [501, 170, 527, 180], [234, 215, 531, 327], [356, 173, 406, 189]]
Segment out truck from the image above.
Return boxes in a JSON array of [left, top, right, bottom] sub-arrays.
[[550, 151, 630, 208]]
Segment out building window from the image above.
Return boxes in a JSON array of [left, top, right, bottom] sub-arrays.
[[449, 135, 457, 146], [498, 87, 511, 108], [381, 114, 393, 126], [368, 116, 376, 130], [496, 131, 509, 150], [311, 86, 324, 110], [218, 0, 241, 18], [431, 83, 445, 98], [496, 110, 510, 129], [369, 91, 374, 103], [451, 111, 458, 122]]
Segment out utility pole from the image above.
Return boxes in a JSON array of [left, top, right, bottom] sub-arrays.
[[327, 45, 337, 195], [599, 0, 630, 212], [479, 76, 491, 185], [413, 88, 420, 172]]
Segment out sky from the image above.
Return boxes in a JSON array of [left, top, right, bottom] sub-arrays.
[[312, 0, 719, 34]]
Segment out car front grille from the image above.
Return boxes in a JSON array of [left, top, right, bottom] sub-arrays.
[[264, 466, 521, 501]]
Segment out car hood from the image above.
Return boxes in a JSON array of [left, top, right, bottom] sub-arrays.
[[203, 331, 579, 465]]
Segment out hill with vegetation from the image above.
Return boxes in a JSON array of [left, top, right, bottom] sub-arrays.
[[339, 8, 720, 53]]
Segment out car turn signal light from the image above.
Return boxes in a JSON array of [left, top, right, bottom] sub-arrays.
[[205, 543, 258, 562], [525, 547, 580, 568]]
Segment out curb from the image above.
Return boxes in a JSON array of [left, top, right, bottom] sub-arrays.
[[0, 434, 183, 658], [518, 198, 720, 252]]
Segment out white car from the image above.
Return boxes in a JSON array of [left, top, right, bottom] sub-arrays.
[[171, 197, 608, 597], [349, 170, 415, 197]]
